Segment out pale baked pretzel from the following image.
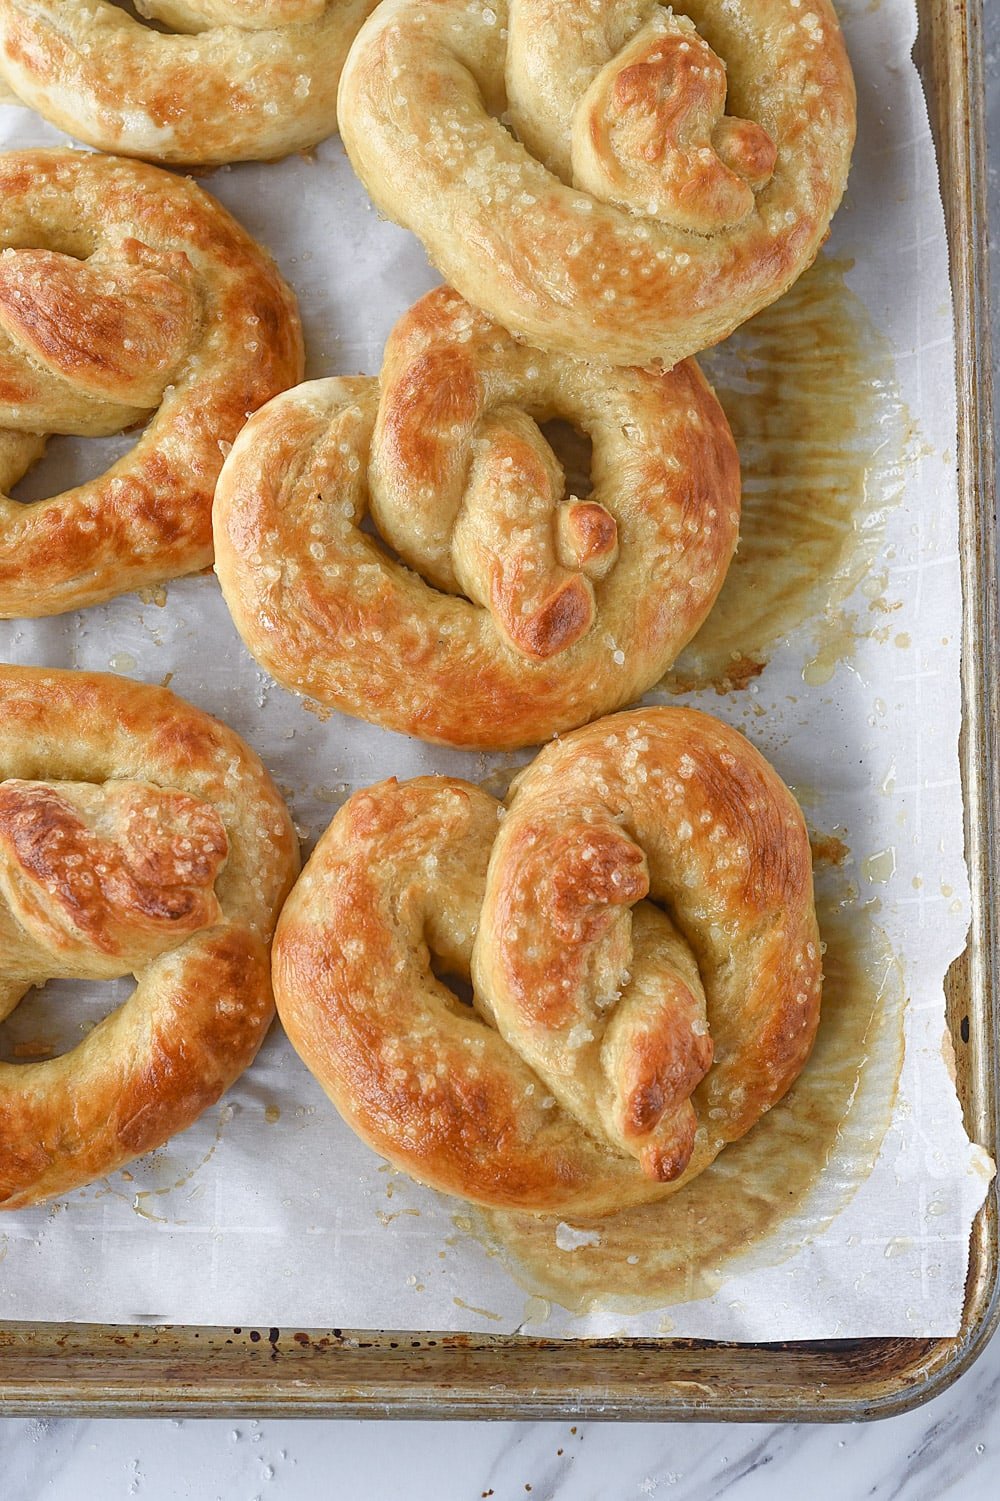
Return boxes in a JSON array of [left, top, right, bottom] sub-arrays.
[[339, 0, 856, 366], [0, 149, 303, 618], [0, 0, 378, 165], [0, 665, 299, 1209], [274, 707, 821, 1216], [214, 287, 739, 750]]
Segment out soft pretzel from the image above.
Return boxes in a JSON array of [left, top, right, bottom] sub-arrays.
[[0, 149, 303, 618], [213, 287, 739, 750], [0, 665, 298, 1209], [273, 707, 821, 1216], [0, 0, 378, 165], [339, 0, 856, 366]]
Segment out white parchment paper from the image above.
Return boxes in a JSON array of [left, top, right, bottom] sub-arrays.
[[0, 0, 992, 1339]]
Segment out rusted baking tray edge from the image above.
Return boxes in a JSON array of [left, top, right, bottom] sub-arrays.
[[0, 0, 996, 1420]]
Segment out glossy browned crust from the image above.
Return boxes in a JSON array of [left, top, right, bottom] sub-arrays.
[[0, 239, 200, 419], [213, 286, 739, 750], [273, 706, 821, 1216], [0, 149, 303, 618], [0, 665, 299, 1208], [0, 780, 228, 963], [338, 0, 856, 366], [0, 1, 379, 165]]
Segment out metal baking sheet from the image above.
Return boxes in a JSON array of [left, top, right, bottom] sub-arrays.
[[0, 0, 995, 1418]]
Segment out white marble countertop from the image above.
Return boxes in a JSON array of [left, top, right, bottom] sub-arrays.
[[1, 6, 999, 1497], [1, 1383, 997, 1501]]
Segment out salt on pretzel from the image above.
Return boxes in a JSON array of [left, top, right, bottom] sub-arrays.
[[273, 707, 821, 1216], [213, 287, 739, 750], [0, 0, 378, 165], [0, 665, 298, 1209], [339, 0, 856, 366], [0, 149, 303, 618]]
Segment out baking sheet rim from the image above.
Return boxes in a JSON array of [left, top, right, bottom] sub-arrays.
[[0, 0, 995, 1421]]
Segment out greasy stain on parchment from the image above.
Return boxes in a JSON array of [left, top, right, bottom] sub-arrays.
[[466, 883, 905, 1318], [86, 1102, 236, 1223], [663, 256, 911, 694]]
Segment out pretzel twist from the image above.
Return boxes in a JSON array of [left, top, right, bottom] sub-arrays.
[[0, 665, 299, 1209], [0, 149, 303, 619], [0, 0, 378, 165], [214, 287, 739, 750], [339, 0, 856, 365], [274, 707, 821, 1216]]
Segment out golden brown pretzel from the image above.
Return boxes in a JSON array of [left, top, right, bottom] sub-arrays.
[[339, 0, 855, 366], [0, 665, 298, 1209], [0, 149, 303, 619], [273, 707, 821, 1216], [0, 0, 378, 165], [213, 287, 739, 750]]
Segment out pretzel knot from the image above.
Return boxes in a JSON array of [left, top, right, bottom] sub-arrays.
[[339, 0, 856, 365], [0, 0, 379, 165], [570, 13, 777, 235], [274, 707, 822, 1216], [0, 666, 299, 1209], [0, 149, 303, 619], [214, 287, 739, 750]]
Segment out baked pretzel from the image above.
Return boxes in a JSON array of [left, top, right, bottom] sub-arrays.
[[273, 707, 821, 1216], [213, 287, 739, 750], [0, 665, 298, 1209], [339, 0, 856, 366], [0, 0, 378, 165], [0, 149, 303, 618]]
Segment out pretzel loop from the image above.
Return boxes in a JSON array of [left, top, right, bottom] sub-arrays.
[[214, 287, 739, 749], [274, 707, 822, 1216], [0, 150, 303, 619], [0, 0, 379, 164], [0, 666, 298, 1209], [339, 0, 856, 364]]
